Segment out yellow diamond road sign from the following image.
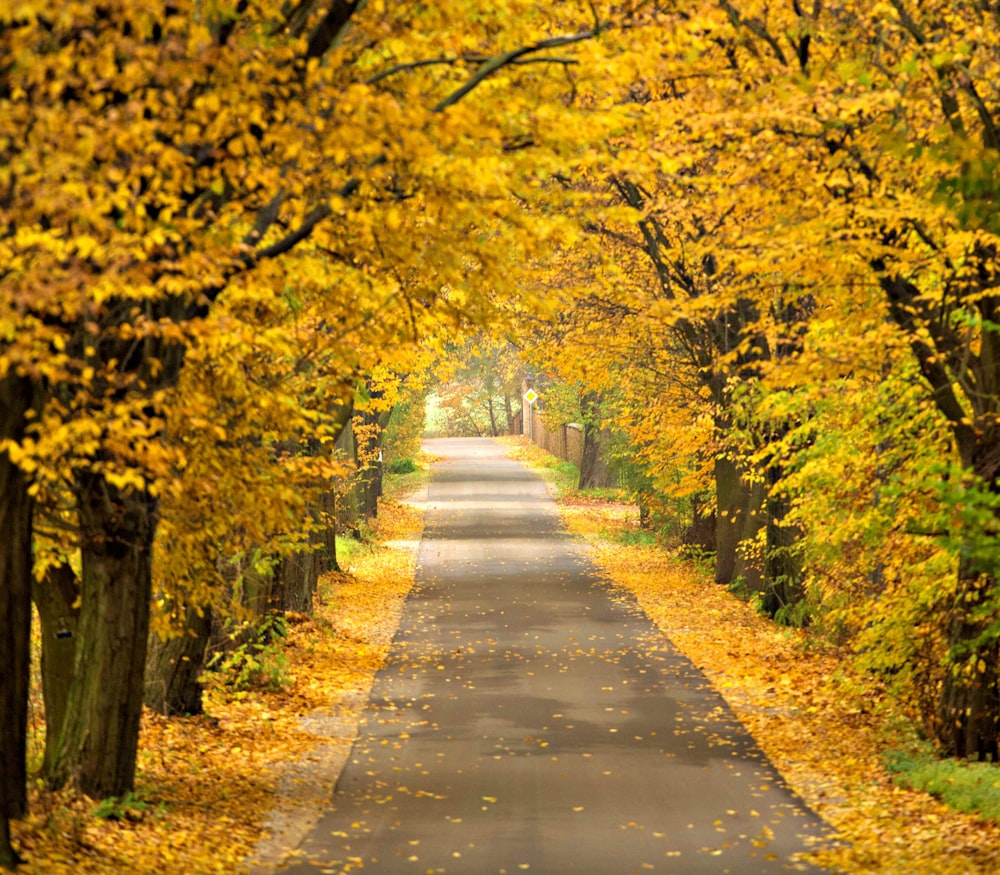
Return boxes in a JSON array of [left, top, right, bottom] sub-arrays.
[[523, 388, 538, 405]]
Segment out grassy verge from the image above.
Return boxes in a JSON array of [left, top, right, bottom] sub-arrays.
[[12, 475, 427, 874], [497, 437, 581, 496], [885, 747, 1000, 822], [505, 438, 1000, 875]]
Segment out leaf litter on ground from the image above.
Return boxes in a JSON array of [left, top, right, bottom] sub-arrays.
[[17, 442, 1000, 874], [506, 444, 1000, 874], [12, 495, 424, 875]]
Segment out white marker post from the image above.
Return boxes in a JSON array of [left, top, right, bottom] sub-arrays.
[[523, 388, 538, 443]]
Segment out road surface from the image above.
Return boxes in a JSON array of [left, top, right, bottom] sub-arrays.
[[281, 438, 834, 873]]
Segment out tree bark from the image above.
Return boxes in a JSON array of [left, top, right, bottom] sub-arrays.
[[277, 539, 320, 615], [358, 406, 391, 520], [0, 374, 35, 869], [0, 816, 20, 872], [732, 475, 767, 593], [49, 471, 156, 798], [33, 564, 80, 776], [144, 602, 212, 716], [578, 424, 598, 490], [579, 424, 611, 492], [935, 446, 1000, 759], [714, 451, 767, 588], [683, 496, 716, 553], [486, 396, 499, 437], [937, 569, 1000, 760], [759, 488, 804, 620], [714, 453, 742, 585], [504, 392, 515, 434], [318, 490, 336, 571]]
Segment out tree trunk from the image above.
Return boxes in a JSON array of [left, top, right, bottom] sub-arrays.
[[683, 497, 716, 554], [714, 453, 742, 585], [319, 490, 338, 573], [277, 534, 320, 615], [0, 374, 35, 869], [759, 488, 804, 620], [358, 407, 391, 520], [242, 553, 279, 619], [732, 475, 767, 593], [362, 459, 381, 519], [486, 396, 499, 437], [144, 602, 212, 716], [0, 816, 20, 872], [504, 392, 515, 434], [714, 453, 766, 588], [578, 423, 605, 490], [50, 471, 156, 798], [33, 564, 80, 776], [937, 570, 1000, 760], [578, 393, 610, 490]]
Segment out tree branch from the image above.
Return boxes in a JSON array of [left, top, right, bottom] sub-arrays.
[[432, 26, 604, 113], [880, 272, 977, 463], [366, 56, 459, 84], [255, 202, 333, 261], [306, 0, 366, 59], [367, 53, 579, 86], [955, 68, 1000, 151], [718, 0, 790, 67]]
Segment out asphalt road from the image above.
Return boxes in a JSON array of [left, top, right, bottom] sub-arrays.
[[281, 437, 834, 874]]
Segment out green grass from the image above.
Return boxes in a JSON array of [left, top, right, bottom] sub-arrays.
[[383, 452, 433, 501], [885, 747, 1000, 821], [333, 533, 366, 565], [547, 459, 581, 495], [387, 457, 419, 475], [603, 527, 659, 548]]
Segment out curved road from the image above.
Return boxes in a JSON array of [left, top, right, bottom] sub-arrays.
[[281, 438, 834, 874]]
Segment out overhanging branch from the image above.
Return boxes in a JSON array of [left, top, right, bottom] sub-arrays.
[[367, 54, 578, 86], [432, 26, 605, 113]]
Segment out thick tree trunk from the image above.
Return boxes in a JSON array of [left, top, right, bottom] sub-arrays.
[[33, 564, 80, 776], [714, 453, 766, 588], [0, 374, 35, 869], [683, 497, 716, 554], [144, 602, 212, 716], [714, 453, 742, 585], [937, 570, 1000, 760], [318, 490, 338, 573], [759, 489, 804, 620], [578, 393, 611, 490], [578, 423, 607, 490], [277, 543, 320, 615], [358, 407, 390, 520], [362, 461, 381, 519], [732, 475, 767, 593], [50, 472, 156, 798], [0, 816, 19, 872]]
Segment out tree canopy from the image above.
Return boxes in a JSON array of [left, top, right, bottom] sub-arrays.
[[4, 0, 1000, 868]]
